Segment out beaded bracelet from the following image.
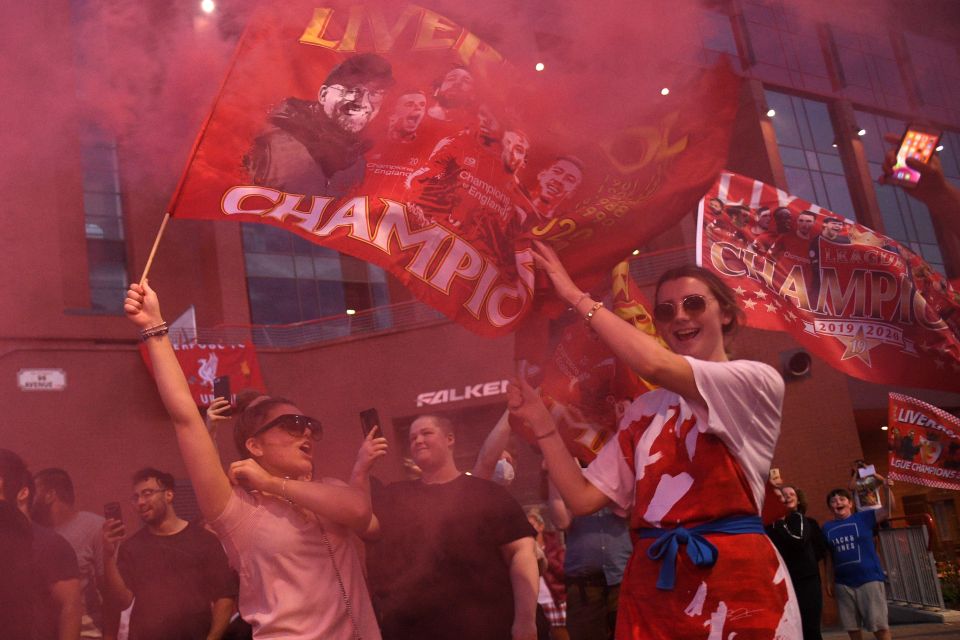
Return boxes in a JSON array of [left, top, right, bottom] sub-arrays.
[[139, 322, 169, 341], [584, 301, 604, 326]]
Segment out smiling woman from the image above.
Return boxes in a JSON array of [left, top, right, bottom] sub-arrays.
[[123, 281, 381, 640], [506, 241, 800, 639]]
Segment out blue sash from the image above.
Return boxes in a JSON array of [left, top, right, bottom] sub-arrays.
[[637, 514, 764, 590]]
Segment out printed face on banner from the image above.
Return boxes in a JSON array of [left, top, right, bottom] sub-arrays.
[[698, 172, 960, 392], [171, 1, 740, 335]]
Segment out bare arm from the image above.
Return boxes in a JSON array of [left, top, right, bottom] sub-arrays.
[[50, 578, 82, 640], [500, 537, 539, 640], [546, 477, 573, 530], [207, 597, 235, 640], [227, 458, 373, 533], [125, 282, 233, 522], [531, 241, 702, 402], [507, 380, 610, 516], [472, 409, 513, 480], [348, 427, 388, 538]]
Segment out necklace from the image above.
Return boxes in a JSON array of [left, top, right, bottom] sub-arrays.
[[780, 511, 804, 541]]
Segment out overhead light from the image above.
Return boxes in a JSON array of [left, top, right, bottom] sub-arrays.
[[200, 0, 215, 13], [832, 143, 838, 148], [632, 249, 640, 256], [766, 108, 776, 118], [535, 62, 545, 72], [660, 87, 670, 96], [346, 309, 356, 316], [881, 425, 888, 431], [936, 145, 944, 152], [857, 128, 866, 136]]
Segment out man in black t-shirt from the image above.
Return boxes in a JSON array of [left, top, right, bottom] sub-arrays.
[[366, 414, 539, 640], [0, 449, 82, 640], [102, 468, 238, 640]]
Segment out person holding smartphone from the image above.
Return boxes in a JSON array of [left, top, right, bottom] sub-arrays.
[[508, 241, 800, 639], [880, 129, 960, 245], [123, 281, 380, 640]]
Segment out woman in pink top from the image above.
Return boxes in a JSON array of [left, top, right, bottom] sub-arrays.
[[125, 281, 380, 640], [508, 242, 801, 639]]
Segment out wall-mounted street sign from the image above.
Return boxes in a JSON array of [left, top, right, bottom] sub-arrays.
[[17, 369, 67, 391]]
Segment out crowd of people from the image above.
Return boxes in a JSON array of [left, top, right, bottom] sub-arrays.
[[2, 127, 956, 640]]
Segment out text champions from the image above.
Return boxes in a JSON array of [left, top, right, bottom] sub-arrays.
[[221, 186, 535, 330]]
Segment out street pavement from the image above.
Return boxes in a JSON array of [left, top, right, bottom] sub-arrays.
[[822, 622, 960, 638]]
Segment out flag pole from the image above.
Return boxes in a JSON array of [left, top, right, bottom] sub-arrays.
[[139, 212, 171, 285]]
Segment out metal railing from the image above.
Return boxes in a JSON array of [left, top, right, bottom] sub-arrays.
[[167, 245, 696, 351], [879, 519, 946, 609]]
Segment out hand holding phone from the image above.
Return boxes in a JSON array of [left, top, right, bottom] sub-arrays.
[[360, 408, 381, 438], [213, 376, 232, 406], [889, 124, 942, 188]]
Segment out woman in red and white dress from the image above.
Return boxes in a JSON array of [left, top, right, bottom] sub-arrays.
[[508, 241, 801, 639]]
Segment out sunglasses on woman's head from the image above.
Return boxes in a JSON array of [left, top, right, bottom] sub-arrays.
[[254, 414, 323, 440], [653, 294, 712, 323]]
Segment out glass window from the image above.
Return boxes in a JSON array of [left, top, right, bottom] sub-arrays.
[[241, 223, 393, 327], [81, 133, 128, 313], [831, 26, 910, 114], [903, 33, 960, 125], [742, 0, 832, 93], [694, 7, 742, 69], [854, 111, 958, 275], [765, 90, 855, 219]]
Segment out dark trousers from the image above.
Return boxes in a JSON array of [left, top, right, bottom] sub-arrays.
[[565, 576, 619, 640], [793, 574, 824, 640]]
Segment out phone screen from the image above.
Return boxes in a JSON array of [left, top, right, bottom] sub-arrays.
[[360, 408, 381, 437], [891, 126, 942, 187]]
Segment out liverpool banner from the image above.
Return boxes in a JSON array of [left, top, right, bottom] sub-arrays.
[[697, 171, 960, 392], [168, 1, 739, 336], [888, 393, 960, 491], [139, 342, 267, 407], [512, 261, 657, 462]]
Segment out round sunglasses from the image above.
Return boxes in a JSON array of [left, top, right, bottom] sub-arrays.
[[254, 414, 323, 440], [652, 294, 714, 323]]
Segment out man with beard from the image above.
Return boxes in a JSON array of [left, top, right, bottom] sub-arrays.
[[0, 450, 82, 640], [522, 155, 585, 228], [365, 415, 539, 640], [33, 468, 113, 638], [422, 65, 476, 139], [245, 53, 394, 196], [101, 468, 237, 640]]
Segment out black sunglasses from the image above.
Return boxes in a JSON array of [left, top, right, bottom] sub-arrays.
[[653, 294, 713, 323], [254, 414, 323, 440]]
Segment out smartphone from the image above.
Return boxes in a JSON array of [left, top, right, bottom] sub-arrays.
[[858, 464, 877, 479], [890, 124, 942, 188], [360, 408, 381, 438], [213, 376, 231, 402], [104, 501, 123, 523]]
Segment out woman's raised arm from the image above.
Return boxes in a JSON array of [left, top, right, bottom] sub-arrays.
[[124, 281, 233, 521]]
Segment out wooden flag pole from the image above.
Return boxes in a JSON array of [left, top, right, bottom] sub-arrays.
[[139, 212, 171, 285]]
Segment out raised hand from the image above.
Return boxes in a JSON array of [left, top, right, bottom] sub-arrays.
[[531, 240, 582, 306], [227, 458, 275, 493], [879, 132, 949, 205], [506, 377, 553, 437], [353, 425, 389, 475], [123, 280, 164, 329]]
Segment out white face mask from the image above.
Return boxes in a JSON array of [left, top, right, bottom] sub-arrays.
[[493, 458, 515, 486]]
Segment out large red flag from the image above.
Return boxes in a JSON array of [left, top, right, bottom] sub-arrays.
[[887, 393, 960, 491], [697, 171, 960, 391], [167, 1, 740, 336]]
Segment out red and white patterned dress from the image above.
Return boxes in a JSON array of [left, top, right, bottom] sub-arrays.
[[584, 357, 801, 639]]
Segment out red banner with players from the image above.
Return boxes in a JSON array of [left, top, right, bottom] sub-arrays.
[[697, 171, 960, 392], [167, 1, 740, 336], [139, 342, 267, 407], [512, 261, 658, 462], [887, 393, 960, 491]]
